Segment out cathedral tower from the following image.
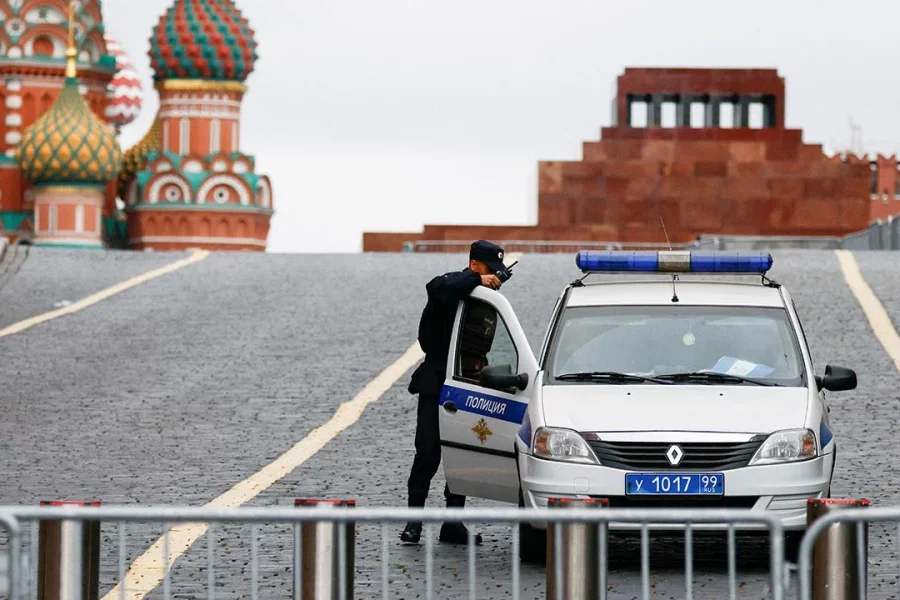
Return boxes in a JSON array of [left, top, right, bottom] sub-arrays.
[[121, 0, 273, 251]]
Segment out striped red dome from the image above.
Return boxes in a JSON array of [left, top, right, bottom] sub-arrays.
[[105, 35, 144, 129], [149, 0, 258, 83]]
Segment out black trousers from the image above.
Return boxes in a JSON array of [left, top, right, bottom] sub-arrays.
[[407, 392, 467, 508]]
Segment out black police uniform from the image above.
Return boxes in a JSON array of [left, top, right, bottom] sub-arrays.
[[406, 267, 482, 510], [401, 240, 507, 545]]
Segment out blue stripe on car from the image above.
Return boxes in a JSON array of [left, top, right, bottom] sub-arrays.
[[440, 384, 527, 424], [819, 421, 833, 449], [518, 412, 532, 445]]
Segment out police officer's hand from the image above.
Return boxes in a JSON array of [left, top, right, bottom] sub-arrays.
[[480, 274, 501, 289]]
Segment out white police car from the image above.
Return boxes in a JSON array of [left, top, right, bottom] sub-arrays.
[[437, 251, 856, 560]]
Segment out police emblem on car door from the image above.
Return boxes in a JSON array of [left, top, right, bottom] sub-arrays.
[[439, 287, 538, 504]]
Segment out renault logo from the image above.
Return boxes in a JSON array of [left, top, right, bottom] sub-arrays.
[[666, 445, 684, 466]]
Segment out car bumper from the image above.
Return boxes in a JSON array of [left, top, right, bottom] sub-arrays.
[[519, 452, 834, 531]]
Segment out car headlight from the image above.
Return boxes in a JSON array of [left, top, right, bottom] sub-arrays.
[[533, 427, 598, 464], [749, 429, 817, 465]]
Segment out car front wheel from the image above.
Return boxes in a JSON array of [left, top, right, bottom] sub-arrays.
[[519, 521, 546, 564], [785, 531, 804, 563], [518, 488, 547, 564]]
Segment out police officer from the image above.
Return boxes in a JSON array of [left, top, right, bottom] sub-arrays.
[[400, 240, 509, 545]]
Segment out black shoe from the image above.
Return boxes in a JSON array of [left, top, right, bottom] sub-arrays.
[[439, 522, 482, 545], [400, 521, 422, 544]]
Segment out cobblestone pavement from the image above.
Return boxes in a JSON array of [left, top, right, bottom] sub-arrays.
[[0, 250, 898, 599], [0, 248, 186, 328]]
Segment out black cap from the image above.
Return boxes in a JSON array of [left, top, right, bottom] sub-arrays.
[[469, 240, 507, 274]]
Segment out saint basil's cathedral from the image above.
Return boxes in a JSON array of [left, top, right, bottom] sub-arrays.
[[0, 0, 273, 251]]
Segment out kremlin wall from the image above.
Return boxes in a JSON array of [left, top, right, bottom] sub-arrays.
[[0, 0, 273, 251], [364, 68, 900, 252]]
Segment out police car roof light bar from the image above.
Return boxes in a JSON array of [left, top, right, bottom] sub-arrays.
[[575, 251, 773, 274]]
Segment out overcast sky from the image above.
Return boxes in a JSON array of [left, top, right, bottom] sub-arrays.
[[105, 0, 900, 253]]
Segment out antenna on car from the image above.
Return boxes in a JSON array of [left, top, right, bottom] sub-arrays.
[[659, 216, 679, 303]]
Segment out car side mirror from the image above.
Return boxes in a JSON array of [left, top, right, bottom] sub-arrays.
[[818, 365, 857, 392], [480, 364, 529, 392]]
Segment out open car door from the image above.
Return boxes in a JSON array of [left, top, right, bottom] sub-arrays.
[[439, 286, 538, 503]]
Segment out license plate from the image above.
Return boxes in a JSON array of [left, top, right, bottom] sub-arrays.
[[625, 473, 724, 495]]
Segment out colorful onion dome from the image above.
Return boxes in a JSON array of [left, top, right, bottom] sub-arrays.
[[117, 115, 161, 199], [149, 0, 258, 83], [104, 34, 144, 129], [17, 79, 122, 185]]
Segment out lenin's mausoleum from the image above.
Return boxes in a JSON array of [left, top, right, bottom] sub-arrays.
[[0, 0, 273, 251], [364, 68, 899, 251]]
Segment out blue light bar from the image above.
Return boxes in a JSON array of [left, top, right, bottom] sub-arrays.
[[575, 251, 773, 274], [689, 251, 773, 273]]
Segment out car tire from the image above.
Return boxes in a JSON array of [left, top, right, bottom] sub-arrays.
[[785, 532, 804, 563], [519, 521, 547, 565], [518, 488, 547, 565]]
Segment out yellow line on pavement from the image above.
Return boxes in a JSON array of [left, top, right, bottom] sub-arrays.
[[0, 250, 211, 339], [102, 342, 426, 600], [103, 251, 523, 600], [835, 249, 900, 371]]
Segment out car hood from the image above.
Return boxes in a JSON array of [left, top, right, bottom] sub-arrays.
[[541, 384, 809, 434]]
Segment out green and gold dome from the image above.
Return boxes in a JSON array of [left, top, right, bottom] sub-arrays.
[[17, 79, 122, 186], [117, 114, 161, 199]]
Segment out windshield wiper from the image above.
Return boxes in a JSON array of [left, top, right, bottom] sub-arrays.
[[656, 372, 776, 386], [555, 371, 673, 385]]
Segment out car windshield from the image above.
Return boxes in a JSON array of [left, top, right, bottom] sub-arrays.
[[547, 305, 805, 387]]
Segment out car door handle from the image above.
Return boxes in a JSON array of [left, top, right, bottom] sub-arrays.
[[443, 401, 457, 414]]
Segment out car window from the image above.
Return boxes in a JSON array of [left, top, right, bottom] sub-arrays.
[[454, 299, 518, 382], [547, 305, 805, 386]]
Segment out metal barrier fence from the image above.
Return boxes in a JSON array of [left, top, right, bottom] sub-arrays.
[[696, 235, 845, 250], [403, 240, 717, 253], [797, 505, 899, 600], [704, 217, 900, 251], [840, 216, 900, 251], [0, 505, 788, 600], [0, 513, 20, 600], [402, 215, 900, 253]]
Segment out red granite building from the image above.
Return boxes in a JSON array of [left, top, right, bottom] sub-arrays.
[[364, 68, 893, 251], [869, 154, 900, 222]]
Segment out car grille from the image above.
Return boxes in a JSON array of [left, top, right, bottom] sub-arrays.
[[602, 496, 760, 509], [586, 438, 766, 471]]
